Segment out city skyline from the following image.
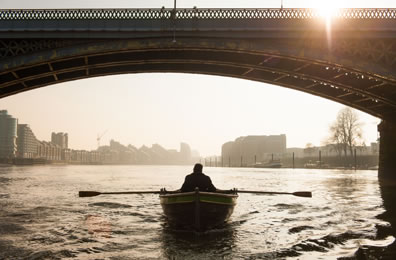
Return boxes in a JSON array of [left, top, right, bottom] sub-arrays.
[[0, 109, 196, 153], [0, 84, 379, 157], [1, 0, 390, 156], [0, 109, 198, 165], [0, 108, 379, 170]]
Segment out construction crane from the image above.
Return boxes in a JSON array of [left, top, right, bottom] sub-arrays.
[[97, 130, 108, 149]]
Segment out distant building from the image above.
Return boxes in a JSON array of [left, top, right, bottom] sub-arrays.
[[222, 134, 287, 166], [286, 147, 304, 158], [51, 132, 68, 149], [70, 149, 90, 163], [62, 149, 72, 162], [0, 110, 18, 158], [371, 142, 379, 155], [17, 124, 38, 158], [37, 141, 62, 161], [303, 143, 379, 157], [180, 142, 192, 163]]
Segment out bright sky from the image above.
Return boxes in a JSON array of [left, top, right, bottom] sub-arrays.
[[2, 0, 392, 156]]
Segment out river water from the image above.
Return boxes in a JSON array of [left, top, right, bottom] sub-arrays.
[[0, 165, 394, 259]]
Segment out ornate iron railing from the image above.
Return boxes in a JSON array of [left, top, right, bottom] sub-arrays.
[[0, 8, 396, 20]]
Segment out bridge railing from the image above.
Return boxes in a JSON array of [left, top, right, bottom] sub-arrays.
[[0, 8, 396, 20]]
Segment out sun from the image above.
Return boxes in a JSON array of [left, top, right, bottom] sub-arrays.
[[317, 6, 339, 19], [310, 0, 343, 19]]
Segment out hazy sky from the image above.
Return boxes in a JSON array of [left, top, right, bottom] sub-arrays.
[[2, 0, 392, 156]]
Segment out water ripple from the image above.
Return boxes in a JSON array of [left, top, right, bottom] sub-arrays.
[[0, 166, 393, 259], [88, 202, 133, 208]]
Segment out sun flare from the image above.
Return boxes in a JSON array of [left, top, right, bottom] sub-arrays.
[[311, 0, 343, 19], [317, 6, 339, 19], [310, 0, 343, 48]]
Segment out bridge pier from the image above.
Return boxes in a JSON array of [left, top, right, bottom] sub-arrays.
[[378, 120, 396, 181], [377, 120, 396, 258]]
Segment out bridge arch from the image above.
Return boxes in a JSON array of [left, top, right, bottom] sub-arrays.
[[1, 37, 396, 120]]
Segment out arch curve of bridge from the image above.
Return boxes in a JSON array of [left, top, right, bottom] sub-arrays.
[[1, 37, 396, 120]]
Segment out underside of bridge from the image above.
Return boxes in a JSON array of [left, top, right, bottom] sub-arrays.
[[1, 8, 396, 179], [1, 38, 396, 120]]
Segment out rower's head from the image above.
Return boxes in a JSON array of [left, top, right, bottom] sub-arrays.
[[193, 163, 203, 174]]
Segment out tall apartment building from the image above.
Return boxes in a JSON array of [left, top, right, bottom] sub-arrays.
[[51, 132, 68, 149], [17, 124, 38, 158], [0, 110, 18, 158], [180, 142, 192, 163], [222, 134, 287, 166]]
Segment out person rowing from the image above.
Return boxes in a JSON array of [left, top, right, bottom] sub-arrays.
[[180, 163, 217, 192]]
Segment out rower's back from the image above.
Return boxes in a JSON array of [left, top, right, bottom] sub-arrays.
[[180, 163, 217, 192]]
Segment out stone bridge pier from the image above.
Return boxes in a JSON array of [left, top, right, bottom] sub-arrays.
[[378, 121, 396, 181], [378, 120, 396, 258]]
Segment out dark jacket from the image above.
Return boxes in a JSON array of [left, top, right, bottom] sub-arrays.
[[180, 172, 217, 192]]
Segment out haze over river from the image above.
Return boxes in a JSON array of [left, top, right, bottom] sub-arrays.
[[0, 165, 395, 259]]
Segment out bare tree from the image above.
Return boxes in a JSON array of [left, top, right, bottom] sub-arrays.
[[328, 107, 363, 157]]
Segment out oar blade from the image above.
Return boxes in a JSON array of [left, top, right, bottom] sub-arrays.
[[237, 190, 312, 198], [292, 191, 312, 198], [79, 191, 101, 197]]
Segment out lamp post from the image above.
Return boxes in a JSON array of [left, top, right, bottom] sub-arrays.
[[172, 0, 177, 43]]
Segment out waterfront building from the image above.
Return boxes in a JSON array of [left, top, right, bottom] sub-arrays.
[[70, 150, 90, 163], [0, 110, 18, 158], [17, 124, 38, 158], [62, 149, 71, 162], [286, 147, 305, 158], [180, 142, 192, 163], [371, 142, 379, 155], [51, 132, 68, 149], [37, 141, 62, 161], [88, 150, 102, 164], [303, 143, 379, 157], [222, 134, 287, 166]]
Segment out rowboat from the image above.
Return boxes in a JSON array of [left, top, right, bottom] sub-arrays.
[[79, 189, 310, 231], [160, 189, 238, 231]]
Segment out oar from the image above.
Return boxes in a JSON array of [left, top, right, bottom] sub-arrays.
[[237, 190, 312, 198], [79, 190, 312, 198], [79, 190, 162, 197]]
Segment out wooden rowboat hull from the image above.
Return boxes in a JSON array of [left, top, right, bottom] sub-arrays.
[[160, 191, 238, 231]]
